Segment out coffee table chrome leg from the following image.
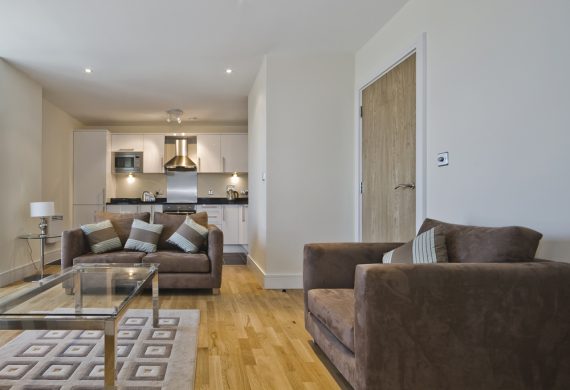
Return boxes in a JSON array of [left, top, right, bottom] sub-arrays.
[[74, 271, 82, 313], [104, 319, 117, 389], [152, 272, 159, 328]]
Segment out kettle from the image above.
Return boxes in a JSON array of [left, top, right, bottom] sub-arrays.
[[141, 191, 156, 203], [226, 189, 239, 200]]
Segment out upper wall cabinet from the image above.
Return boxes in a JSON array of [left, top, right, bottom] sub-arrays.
[[111, 134, 144, 151], [143, 134, 165, 173], [197, 134, 222, 173], [221, 134, 248, 173]]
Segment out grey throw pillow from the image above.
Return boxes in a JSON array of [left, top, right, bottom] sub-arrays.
[[81, 220, 122, 254], [167, 216, 209, 253], [124, 219, 164, 253], [382, 226, 448, 264]]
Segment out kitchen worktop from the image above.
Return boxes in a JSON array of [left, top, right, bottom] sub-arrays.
[[107, 197, 248, 205]]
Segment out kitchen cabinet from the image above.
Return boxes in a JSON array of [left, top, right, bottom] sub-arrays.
[[106, 204, 163, 215], [111, 134, 144, 151], [222, 205, 240, 245], [73, 205, 105, 227], [238, 205, 248, 245], [196, 135, 221, 172], [221, 134, 248, 173], [196, 205, 222, 229], [143, 134, 165, 173]]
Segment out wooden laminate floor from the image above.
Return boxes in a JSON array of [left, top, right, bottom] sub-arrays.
[[0, 265, 351, 390]]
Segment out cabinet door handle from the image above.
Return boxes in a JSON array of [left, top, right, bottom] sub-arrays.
[[222, 207, 225, 222], [242, 208, 245, 222], [222, 157, 225, 172], [198, 158, 201, 172]]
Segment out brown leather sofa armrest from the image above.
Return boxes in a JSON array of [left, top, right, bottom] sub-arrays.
[[61, 228, 90, 269], [207, 225, 224, 288], [353, 262, 570, 390], [303, 242, 402, 319]]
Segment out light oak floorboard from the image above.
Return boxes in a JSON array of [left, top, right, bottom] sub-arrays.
[[0, 265, 351, 390]]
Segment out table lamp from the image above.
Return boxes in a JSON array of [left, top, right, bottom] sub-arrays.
[[30, 201, 55, 236]]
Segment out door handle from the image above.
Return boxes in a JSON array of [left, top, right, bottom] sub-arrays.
[[394, 183, 415, 190], [198, 158, 201, 172]]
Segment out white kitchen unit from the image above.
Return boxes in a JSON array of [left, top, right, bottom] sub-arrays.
[[107, 204, 163, 215], [221, 205, 240, 245], [238, 205, 248, 245], [196, 205, 222, 229], [73, 130, 114, 227], [221, 134, 248, 173], [196, 134, 222, 172], [73, 205, 105, 226], [111, 134, 144, 151], [143, 134, 165, 173]]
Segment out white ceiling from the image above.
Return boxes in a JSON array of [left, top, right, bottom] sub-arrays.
[[0, 0, 407, 124]]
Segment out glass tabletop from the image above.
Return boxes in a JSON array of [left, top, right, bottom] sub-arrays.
[[0, 263, 157, 318], [17, 233, 61, 239]]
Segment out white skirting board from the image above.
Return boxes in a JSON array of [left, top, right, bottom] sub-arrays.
[[0, 248, 61, 287], [246, 255, 303, 290]]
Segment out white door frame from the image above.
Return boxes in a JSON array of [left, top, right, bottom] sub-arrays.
[[355, 32, 427, 240]]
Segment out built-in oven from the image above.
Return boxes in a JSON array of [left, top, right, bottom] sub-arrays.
[[162, 204, 197, 215], [112, 151, 143, 173]]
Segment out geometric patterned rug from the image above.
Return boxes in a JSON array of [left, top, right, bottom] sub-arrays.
[[0, 309, 199, 389]]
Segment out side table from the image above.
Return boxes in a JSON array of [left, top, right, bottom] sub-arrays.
[[17, 233, 61, 280]]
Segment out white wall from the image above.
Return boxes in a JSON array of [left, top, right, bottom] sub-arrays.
[[0, 59, 43, 284], [248, 54, 355, 287], [356, 0, 570, 261], [248, 58, 268, 273], [42, 98, 83, 260]]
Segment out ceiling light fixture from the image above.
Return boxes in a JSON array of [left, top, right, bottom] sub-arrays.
[[166, 109, 183, 124], [226, 68, 233, 74], [84, 68, 93, 74]]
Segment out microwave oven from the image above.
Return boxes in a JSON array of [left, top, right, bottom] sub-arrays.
[[112, 151, 143, 173]]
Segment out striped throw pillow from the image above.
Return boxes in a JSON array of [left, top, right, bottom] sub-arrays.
[[382, 227, 448, 264], [81, 220, 122, 254], [167, 216, 209, 253], [124, 219, 164, 253]]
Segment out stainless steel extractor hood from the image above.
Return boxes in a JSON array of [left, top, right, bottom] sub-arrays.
[[164, 138, 197, 171]]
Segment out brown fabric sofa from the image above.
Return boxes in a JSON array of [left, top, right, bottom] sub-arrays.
[[62, 212, 224, 291], [304, 219, 570, 390]]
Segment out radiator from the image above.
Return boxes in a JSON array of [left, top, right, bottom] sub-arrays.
[[47, 215, 64, 244]]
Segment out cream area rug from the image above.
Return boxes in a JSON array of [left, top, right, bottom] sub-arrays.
[[0, 309, 199, 389]]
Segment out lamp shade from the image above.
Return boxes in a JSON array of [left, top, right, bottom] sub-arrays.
[[30, 202, 55, 218]]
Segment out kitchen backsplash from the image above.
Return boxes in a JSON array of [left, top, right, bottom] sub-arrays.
[[113, 173, 248, 199]]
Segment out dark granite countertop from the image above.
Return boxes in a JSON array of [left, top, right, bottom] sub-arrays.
[[107, 197, 248, 205]]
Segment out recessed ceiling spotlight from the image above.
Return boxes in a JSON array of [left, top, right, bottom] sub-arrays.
[[226, 68, 233, 74], [84, 68, 93, 74]]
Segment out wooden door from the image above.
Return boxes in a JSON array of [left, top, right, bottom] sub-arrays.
[[362, 53, 416, 242]]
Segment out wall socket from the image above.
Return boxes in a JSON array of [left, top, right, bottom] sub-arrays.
[[208, 189, 214, 195], [437, 152, 449, 167]]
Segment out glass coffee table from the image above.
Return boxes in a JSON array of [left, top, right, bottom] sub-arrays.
[[0, 263, 159, 389]]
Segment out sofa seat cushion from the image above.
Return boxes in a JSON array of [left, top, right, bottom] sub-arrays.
[[73, 250, 146, 265], [308, 288, 355, 352], [142, 251, 210, 273]]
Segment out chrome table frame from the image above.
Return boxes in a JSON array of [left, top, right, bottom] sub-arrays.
[[0, 263, 159, 389]]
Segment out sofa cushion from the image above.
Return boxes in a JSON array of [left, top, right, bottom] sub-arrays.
[[167, 217, 209, 253], [153, 212, 209, 250], [95, 212, 151, 246], [80, 220, 122, 254], [418, 218, 543, 263], [307, 289, 355, 353], [73, 250, 146, 265], [142, 251, 210, 273], [124, 219, 164, 253], [383, 226, 448, 264]]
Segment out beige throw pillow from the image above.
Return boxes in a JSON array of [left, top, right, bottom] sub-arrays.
[[124, 219, 164, 253], [81, 220, 122, 254], [167, 216, 209, 253], [382, 226, 448, 264]]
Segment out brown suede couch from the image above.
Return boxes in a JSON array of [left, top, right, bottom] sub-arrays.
[[304, 219, 570, 390], [62, 211, 224, 291]]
